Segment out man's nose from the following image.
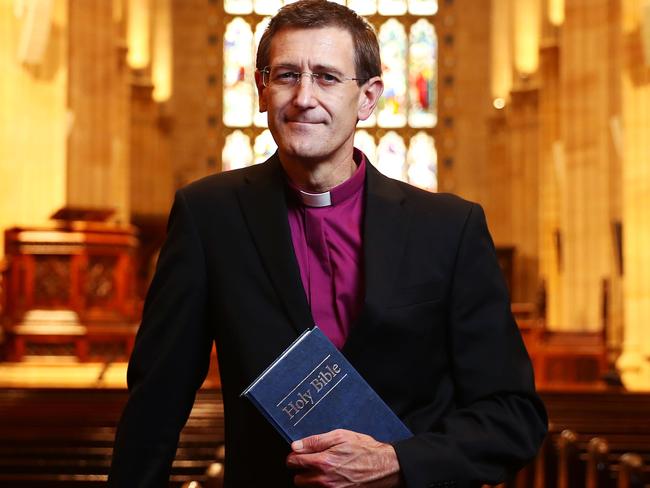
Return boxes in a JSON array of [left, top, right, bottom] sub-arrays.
[[292, 74, 318, 107]]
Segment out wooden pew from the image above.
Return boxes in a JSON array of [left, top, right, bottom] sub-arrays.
[[586, 437, 611, 488], [0, 388, 224, 487], [496, 390, 650, 488], [557, 429, 584, 488], [2, 387, 650, 487], [618, 453, 644, 488]]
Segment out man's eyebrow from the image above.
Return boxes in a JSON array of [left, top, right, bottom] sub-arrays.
[[312, 64, 345, 75], [272, 62, 299, 69], [270, 62, 346, 75]]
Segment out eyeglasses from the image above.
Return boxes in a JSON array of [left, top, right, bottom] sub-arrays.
[[259, 66, 368, 90]]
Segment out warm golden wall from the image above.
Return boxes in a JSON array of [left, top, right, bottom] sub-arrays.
[[0, 0, 68, 258]]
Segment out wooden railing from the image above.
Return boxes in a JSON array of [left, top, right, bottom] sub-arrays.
[[0, 388, 648, 487]]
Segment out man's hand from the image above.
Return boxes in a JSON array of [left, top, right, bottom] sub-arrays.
[[286, 429, 403, 487]]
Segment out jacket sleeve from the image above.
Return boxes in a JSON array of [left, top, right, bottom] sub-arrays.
[[109, 190, 214, 487], [392, 203, 548, 488]]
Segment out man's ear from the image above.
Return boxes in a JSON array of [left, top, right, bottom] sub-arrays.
[[255, 69, 268, 112], [357, 76, 384, 121]]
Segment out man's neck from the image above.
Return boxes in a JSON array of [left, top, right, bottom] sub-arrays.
[[280, 152, 357, 193]]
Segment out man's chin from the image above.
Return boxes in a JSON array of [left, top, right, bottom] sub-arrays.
[[277, 135, 325, 157], [286, 149, 325, 161], [279, 144, 329, 163]]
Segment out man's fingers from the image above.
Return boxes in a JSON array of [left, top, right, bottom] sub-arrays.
[[287, 451, 330, 471], [292, 429, 354, 453], [287, 436, 402, 487]]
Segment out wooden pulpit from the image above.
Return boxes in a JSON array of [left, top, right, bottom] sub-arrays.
[[2, 208, 140, 362]]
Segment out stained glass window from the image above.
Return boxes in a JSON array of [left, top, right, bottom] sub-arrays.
[[347, 0, 377, 15], [408, 0, 438, 15], [377, 132, 406, 181], [223, 18, 254, 127], [409, 19, 437, 127], [224, 0, 253, 14], [377, 19, 407, 128], [407, 131, 437, 191], [255, 0, 282, 15], [379, 0, 408, 15], [223, 130, 253, 170], [254, 130, 277, 164], [354, 130, 377, 163]]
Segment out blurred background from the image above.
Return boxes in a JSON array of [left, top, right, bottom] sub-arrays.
[[1, 0, 649, 486]]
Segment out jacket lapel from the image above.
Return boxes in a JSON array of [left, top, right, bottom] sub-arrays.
[[236, 154, 313, 336], [343, 163, 410, 356], [236, 156, 409, 346]]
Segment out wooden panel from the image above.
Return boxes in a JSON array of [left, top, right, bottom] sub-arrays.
[[534, 332, 608, 388]]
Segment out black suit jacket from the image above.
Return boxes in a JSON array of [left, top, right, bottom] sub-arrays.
[[109, 155, 547, 488]]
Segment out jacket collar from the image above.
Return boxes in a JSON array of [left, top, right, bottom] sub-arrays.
[[237, 153, 409, 345]]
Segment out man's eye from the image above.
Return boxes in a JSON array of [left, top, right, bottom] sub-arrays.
[[274, 71, 299, 82], [317, 72, 341, 85]]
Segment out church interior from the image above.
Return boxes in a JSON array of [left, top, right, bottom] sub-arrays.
[[1, 0, 650, 486]]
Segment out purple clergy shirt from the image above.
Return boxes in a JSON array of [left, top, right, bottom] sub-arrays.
[[286, 149, 366, 349]]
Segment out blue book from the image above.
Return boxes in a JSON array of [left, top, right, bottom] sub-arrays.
[[241, 326, 412, 444]]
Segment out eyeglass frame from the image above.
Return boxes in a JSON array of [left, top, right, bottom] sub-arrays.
[[258, 65, 370, 89]]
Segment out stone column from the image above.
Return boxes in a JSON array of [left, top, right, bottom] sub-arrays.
[[556, 0, 619, 331], [129, 80, 174, 219], [445, 0, 492, 204], [617, 0, 650, 390], [508, 85, 541, 303], [66, 0, 130, 223], [537, 36, 562, 325], [170, 0, 210, 185]]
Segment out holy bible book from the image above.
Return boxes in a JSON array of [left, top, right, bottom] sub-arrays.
[[241, 327, 412, 444]]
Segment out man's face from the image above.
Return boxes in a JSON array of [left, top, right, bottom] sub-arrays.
[[256, 27, 382, 166]]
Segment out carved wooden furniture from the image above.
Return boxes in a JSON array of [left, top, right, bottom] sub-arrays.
[[534, 330, 608, 388], [2, 219, 140, 362]]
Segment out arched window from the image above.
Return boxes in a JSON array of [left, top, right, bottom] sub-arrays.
[[220, 0, 439, 191]]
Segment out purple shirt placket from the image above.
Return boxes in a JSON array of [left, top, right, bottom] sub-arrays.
[[287, 149, 367, 349]]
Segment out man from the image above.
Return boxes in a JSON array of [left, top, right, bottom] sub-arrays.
[[109, 1, 547, 487]]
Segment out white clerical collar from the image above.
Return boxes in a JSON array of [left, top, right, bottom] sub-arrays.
[[298, 190, 332, 207]]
